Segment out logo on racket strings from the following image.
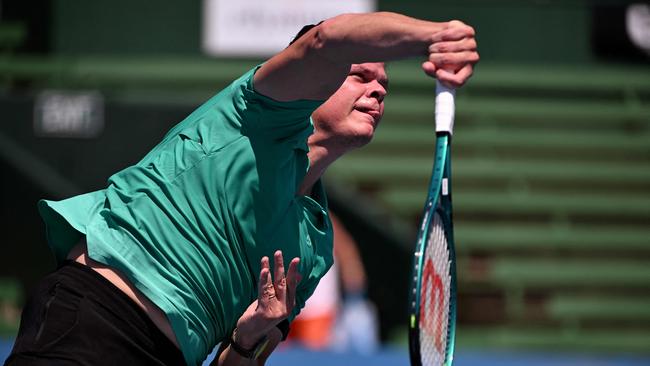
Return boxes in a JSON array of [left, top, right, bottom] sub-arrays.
[[420, 258, 446, 354]]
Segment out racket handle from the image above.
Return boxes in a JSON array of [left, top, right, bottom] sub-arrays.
[[435, 81, 456, 134]]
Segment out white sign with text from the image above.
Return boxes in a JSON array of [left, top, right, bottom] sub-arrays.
[[202, 0, 376, 57]]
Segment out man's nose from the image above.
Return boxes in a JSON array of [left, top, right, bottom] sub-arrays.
[[368, 80, 387, 102]]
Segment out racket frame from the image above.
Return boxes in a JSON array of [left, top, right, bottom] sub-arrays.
[[408, 131, 458, 366]]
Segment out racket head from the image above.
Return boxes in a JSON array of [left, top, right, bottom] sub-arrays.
[[409, 133, 457, 366]]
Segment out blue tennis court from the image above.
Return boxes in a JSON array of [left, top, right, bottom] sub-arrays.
[[263, 348, 650, 366], [3, 338, 648, 366]]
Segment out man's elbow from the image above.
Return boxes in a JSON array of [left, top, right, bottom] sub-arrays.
[[301, 14, 353, 60]]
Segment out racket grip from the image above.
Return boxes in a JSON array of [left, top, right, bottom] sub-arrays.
[[435, 81, 456, 134]]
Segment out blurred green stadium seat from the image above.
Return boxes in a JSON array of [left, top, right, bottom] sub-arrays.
[[459, 327, 650, 353], [330, 156, 650, 187], [455, 224, 650, 252], [548, 295, 650, 322], [381, 190, 650, 217], [459, 258, 650, 288]]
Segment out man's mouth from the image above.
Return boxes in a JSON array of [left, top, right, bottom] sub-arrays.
[[354, 107, 381, 120]]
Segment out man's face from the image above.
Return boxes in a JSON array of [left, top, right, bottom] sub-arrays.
[[311, 62, 388, 150]]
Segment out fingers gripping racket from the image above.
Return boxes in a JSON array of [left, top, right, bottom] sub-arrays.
[[408, 82, 457, 366]]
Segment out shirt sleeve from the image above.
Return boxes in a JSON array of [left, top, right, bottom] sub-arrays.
[[235, 64, 325, 141]]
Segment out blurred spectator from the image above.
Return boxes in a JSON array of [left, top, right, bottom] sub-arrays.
[[288, 212, 379, 354]]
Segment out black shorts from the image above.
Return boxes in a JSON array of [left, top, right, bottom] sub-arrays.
[[4, 261, 186, 366]]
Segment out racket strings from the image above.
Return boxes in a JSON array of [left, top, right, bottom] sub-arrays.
[[419, 212, 452, 366]]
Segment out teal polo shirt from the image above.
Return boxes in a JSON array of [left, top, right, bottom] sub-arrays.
[[37, 66, 334, 366]]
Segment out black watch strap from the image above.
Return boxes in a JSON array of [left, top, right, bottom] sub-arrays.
[[229, 338, 255, 359], [229, 328, 268, 359], [277, 319, 290, 341]]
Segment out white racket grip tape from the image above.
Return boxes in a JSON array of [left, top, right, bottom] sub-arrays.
[[435, 81, 456, 134]]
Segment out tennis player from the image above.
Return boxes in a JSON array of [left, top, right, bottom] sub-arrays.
[[5, 12, 478, 366]]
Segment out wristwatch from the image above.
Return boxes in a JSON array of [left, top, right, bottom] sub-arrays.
[[229, 327, 270, 360]]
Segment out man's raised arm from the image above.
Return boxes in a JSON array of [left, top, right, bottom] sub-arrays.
[[253, 12, 478, 102]]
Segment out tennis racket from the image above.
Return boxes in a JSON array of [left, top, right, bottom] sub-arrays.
[[408, 81, 457, 366]]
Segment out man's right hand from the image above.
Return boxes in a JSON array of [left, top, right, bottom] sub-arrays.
[[422, 20, 480, 88]]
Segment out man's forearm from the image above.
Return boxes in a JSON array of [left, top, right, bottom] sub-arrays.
[[315, 12, 444, 64]]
